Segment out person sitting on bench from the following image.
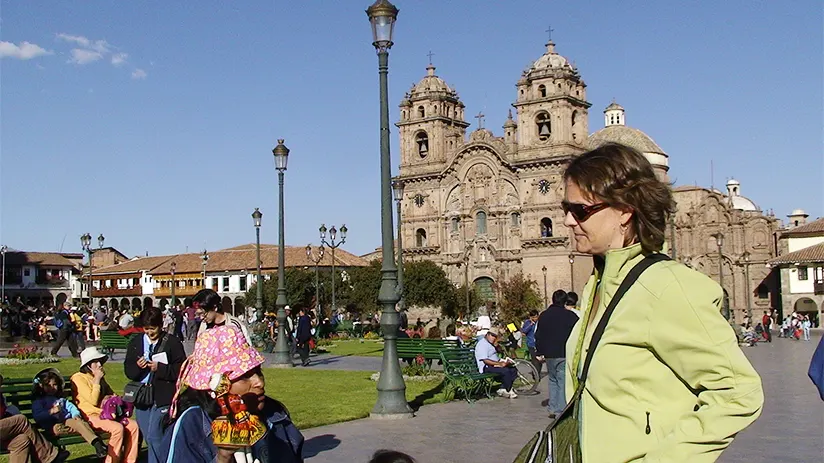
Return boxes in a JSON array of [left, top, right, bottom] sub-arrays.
[[474, 330, 518, 399]]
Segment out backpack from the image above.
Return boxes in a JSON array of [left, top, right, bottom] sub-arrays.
[[53, 310, 67, 330]]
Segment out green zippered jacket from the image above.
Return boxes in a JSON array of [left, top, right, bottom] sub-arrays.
[[565, 244, 763, 462]]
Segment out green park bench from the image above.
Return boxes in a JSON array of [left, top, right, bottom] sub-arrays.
[[396, 338, 460, 370], [0, 376, 109, 454], [99, 330, 137, 359], [439, 348, 497, 403]]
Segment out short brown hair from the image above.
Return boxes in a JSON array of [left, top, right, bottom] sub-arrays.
[[564, 143, 674, 253]]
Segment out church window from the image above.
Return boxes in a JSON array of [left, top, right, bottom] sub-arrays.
[[557, 83, 562, 89], [571, 110, 578, 126], [756, 283, 769, 300], [416, 228, 427, 247], [538, 84, 547, 98], [415, 131, 429, 158], [417, 106, 425, 118], [451, 217, 459, 232], [476, 211, 487, 235], [434, 105, 438, 114], [520, 89, 524, 96], [511, 212, 521, 227], [536, 112, 551, 141], [540, 217, 553, 237], [402, 110, 406, 120], [798, 266, 808, 281]]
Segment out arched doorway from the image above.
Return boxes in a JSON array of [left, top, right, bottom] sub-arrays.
[[795, 297, 819, 327], [234, 297, 245, 318], [221, 297, 232, 314], [132, 298, 142, 311], [120, 298, 130, 312], [54, 293, 66, 308], [143, 297, 153, 310], [474, 277, 495, 303], [158, 298, 169, 310], [184, 297, 193, 308]]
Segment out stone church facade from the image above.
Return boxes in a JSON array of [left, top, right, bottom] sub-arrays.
[[394, 40, 781, 322]]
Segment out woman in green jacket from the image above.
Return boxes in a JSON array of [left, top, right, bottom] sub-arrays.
[[562, 143, 763, 462]]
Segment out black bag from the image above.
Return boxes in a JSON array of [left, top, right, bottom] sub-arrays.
[[513, 253, 670, 463], [123, 333, 169, 409]]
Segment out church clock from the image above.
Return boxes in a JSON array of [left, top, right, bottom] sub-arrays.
[[538, 179, 550, 195], [414, 194, 425, 207]]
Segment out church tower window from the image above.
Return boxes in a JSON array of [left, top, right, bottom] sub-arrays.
[[571, 110, 578, 126], [417, 106, 425, 118], [416, 229, 427, 247], [536, 112, 551, 141], [451, 217, 460, 232], [538, 84, 547, 98], [511, 212, 521, 227], [540, 218, 553, 237], [476, 211, 487, 235], [415, 131, 429, 158]]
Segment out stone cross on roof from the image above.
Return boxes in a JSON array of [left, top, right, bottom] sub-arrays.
[[545, 26, 554, 41], [427, 50, 435, 65], [474, 111, 485, 129]]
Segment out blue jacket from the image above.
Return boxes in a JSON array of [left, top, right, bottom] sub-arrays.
[[32, 396, 81, 428], [809, 334, 824, 401], [159, 397, 304, 463]]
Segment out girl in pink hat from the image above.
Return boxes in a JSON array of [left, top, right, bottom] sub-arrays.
[[158, 325, 304, 463]]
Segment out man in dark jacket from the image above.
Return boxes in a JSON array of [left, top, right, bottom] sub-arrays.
[[50, 303, 78, 358], [124, 306, 186, 463], [295, 308, 312, 367], [535, 289, 579, 418]]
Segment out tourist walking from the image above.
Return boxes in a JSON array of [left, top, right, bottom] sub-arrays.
[[72, 347, 140, 463], [535, 289, 578, 418], [50, 304, 79, 358], [761, 310, 772, 342], [184, 304, 198, 341], [296, 307, 312, 366], [554, 143, 762, 462], [193, 289, 251, 344], [520, 310, 542, 379]]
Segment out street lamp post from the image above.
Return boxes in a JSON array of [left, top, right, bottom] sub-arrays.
[[367, 0, 411, 419], [711, 232, 730, 322], [568, 253, 575, 292], [392, 180, 405, 313], [201, 249, 209, 290], [319, 224, 347, 320], [272, 139, 292, 367], [742, 251, 751, 323], [1, 245, 7, 305], [306, 244, 325, 319], [252, 208, 264, 319], [541, 265, 548, 308], [170, 261, 177, 309], [81, 233, 104, 308]]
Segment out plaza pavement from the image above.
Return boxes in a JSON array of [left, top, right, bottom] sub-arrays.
[[301, 334, 824, 462]]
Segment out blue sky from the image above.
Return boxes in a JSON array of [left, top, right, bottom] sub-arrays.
[[1, 1, 821, 258]]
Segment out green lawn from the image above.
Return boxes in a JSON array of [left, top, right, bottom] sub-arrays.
[[320, 339, 385, 357], [0, 359, 444, 462]]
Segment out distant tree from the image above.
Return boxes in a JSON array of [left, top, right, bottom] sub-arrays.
[[443, 283, 481, 321], [345, 260, 382, 315], [403, 260, 455, 309], [493, 272, 542, 324], [245, 267, 316, 313]]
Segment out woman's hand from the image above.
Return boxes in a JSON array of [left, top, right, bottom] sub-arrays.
[[136, 357, 148, 369], [50, 402, 62, 415], [216, 448, 236, 463], [147, 361, 158, 372], [91, 363, 105, 382]]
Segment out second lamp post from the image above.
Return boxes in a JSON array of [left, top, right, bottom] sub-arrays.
[[392, 180, 406, 313], [306, 244, 324, 319], [272, 139, 292, 367], [252, 208, 264, 320], [81, 233, 104, 308], [319, 223, 347, 319]]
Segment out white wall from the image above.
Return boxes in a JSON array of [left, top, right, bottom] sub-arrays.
[[788, 236, 824, 253]]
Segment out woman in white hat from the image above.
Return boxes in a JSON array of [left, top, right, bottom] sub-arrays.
[[71, 347, 140, 463]]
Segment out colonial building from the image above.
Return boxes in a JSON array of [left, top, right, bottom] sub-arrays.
[[1, 251, 82, 307], [768, 213, 824, 326], [92, 244, 368, 315], [394, 39, 783, 318]]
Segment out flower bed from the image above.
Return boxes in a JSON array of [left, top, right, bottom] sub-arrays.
[[0, 344, 60, 365], [370, 372, 444, 383]]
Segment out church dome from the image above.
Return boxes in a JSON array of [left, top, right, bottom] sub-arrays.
[[523, 41, 580, 81], [531, 42, 573, 71], [725, 178, 759, 211], [605, 101, 624, 111], [410, 65, 457, 97], [588, 125, 666, 155]]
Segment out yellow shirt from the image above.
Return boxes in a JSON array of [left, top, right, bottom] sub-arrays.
[[70, 372, 114, 417]]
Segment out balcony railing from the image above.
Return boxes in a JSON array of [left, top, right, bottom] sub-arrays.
[[153, 285, 204, 297], [93, 286, 143, 297]]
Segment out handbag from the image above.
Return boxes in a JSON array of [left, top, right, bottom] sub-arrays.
[[124, 333, 169, 409], [513, 253, 670, 463]]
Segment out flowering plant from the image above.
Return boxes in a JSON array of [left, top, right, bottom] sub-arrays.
[[402, 354, 428, 377], [6, 344, 46, 360]]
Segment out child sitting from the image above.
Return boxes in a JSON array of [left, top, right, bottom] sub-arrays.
[[31, 368, 108, 458]]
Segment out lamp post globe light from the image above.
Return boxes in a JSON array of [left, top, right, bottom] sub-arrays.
[[1, 245, 7, 306], [742, 251, 751, 323], [81, 233, 104, 308], [306, 244, 325, 319], [366, 0, 411, 419], [541, 265, 548, 308], [201, 249, 209, 289], [272, 139, 293, 367], [319, 223, 347, 320], [568, 253, 575, 293], [252, 208, 264, 319], [711, 232, 730, 322], [392, 180, 406, 313]]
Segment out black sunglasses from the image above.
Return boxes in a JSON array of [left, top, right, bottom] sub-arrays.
[[562, 201, 610, 222]]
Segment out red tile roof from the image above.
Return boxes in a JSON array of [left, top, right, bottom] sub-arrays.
[[768, 242, 824, 266], [782, 218, 824, 237], [4, 251, 77, 267]]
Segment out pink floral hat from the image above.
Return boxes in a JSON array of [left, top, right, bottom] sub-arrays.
[[179, 325, 265, 390]]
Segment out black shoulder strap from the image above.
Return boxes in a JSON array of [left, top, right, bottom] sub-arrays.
[[577, 253, 670, 388]]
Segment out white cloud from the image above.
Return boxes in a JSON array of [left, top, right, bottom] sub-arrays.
[[131, 68, 147, 80], [0, 41, 53, 60], [69, 48, 103, 65], [111, 52, 128, 66], [56, 33, 109, 54]]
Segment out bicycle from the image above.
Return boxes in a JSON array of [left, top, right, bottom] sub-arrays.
[[499, 334, 540, 394]]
